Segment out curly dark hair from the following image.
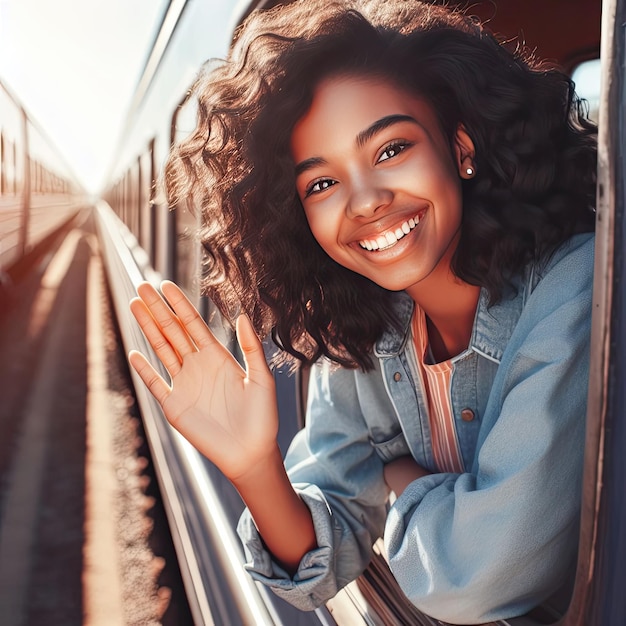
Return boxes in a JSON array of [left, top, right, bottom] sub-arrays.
[[165, 0, 597, 371]]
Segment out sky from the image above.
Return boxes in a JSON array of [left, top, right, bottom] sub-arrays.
[[0, 0, 167, 193]]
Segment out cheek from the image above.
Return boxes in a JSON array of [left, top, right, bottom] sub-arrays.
[[304, 209, 333, 246], [304, 209, 350, 264]]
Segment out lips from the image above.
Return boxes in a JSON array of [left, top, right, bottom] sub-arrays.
[[358, 213, 421, 251]]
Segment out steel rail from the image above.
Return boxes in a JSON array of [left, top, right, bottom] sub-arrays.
[[96, 200, 287, 625]]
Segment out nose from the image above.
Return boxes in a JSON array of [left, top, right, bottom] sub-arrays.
[[346, 178, 393, 219]]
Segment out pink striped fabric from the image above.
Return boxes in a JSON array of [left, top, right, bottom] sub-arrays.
[[411, 306, 465, 474]]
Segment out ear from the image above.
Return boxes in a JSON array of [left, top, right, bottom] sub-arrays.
[[454, 125, 476, 179]]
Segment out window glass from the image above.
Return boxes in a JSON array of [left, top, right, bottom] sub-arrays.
[[572, 58, 601, 123], [172, 96, 202, 300]]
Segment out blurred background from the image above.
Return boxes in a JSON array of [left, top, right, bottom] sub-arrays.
[[0, 0, 169, 193]]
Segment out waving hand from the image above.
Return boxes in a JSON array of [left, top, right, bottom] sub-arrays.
[[128, 281, 279, 482]]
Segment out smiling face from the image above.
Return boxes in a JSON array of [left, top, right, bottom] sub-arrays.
[[291, 74, 476, 302]]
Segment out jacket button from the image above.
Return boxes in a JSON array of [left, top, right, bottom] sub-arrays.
[[393, 372, 402, 382], [461, 408, 475, 422]]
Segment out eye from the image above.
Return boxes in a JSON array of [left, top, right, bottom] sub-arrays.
[[377, 141, 410, 163], [305, 178, 337, 197]]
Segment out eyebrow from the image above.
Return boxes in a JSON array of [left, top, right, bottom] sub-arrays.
[[294, 156, 328, 177], [356, 114, 418, 148], [294, 113, 418, 177]]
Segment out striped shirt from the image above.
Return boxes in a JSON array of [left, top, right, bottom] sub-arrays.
[[411, 305, 465, 473]]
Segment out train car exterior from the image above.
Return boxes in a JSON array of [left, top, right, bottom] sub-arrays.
[[98, 0, 625, 624], [0, 79, 84, 282]]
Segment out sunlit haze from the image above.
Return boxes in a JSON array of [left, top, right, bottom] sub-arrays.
[[0, 1, 602, 196], [0, 0, 167, 193]]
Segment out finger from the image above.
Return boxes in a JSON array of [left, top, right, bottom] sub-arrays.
[[236, 314, 271, 382], [136, 282, 196, 356], [160, 281, 218, 350], [128, 350, 171, 406], [130, 297, 182, 376]]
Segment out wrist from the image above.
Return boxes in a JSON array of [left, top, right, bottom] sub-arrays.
[[229, 443, 285, 492]]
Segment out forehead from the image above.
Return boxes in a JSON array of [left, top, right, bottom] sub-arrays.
[[290, 74, 440, 158]]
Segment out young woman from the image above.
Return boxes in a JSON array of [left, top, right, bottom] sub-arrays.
[[129, 0, 597, 622]]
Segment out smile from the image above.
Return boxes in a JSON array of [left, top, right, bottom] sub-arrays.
[[358, 214, 421, 251]]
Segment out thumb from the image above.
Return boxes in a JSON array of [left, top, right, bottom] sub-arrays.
[[236, 314, 271, 381]]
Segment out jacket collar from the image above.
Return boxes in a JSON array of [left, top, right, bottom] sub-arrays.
[[373, 284, 525, 364]]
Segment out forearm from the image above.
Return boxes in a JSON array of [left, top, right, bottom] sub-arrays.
[[233, 443, 317, 573], [384, 455, 431, 496]]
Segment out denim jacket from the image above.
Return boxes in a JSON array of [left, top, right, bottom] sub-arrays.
[[237, 233, 594, 624]]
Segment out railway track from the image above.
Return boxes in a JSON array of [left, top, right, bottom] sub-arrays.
[[0, 212, 192, 626]]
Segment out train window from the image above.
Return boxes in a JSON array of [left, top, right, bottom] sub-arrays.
[[125, 170, 134, 232], [137, 154, 145, 249], [170, 95, 202, 302], [0, 86, 22, 196], [0, 132, 5, 195], [125, 172, 132, 227], [132, 163, 141, 239], [147, 139, 156, 270], [139, 149, 154, 262], [572, 58, 601, 123]]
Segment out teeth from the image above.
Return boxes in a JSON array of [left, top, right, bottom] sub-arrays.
[[359, 214, 421, 252]]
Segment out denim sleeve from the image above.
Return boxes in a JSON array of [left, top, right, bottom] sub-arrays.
[[385, 237, 593, 624], [237, 362, 390, 611]]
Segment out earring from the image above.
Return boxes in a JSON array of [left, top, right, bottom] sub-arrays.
[[465, 166, 475, 177]]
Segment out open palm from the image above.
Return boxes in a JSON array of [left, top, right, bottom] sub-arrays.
[[129, 281, 279, 482]]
